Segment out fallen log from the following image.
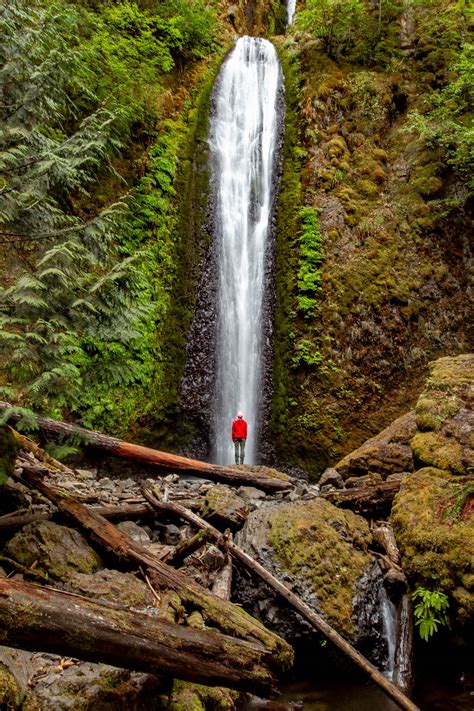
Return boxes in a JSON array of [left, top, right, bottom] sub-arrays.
[[141, 484, 419, 711], [0, 502, 152, 534], [0, 577, 277, 695], [167, 529, 212, 567], [2, 402, 291, 493], [18, 464, 293, 674], [212, 532, 233, 601], [320, 479, 401, 515]]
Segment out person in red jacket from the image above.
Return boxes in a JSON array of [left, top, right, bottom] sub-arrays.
[[231, 411, 247, 465]]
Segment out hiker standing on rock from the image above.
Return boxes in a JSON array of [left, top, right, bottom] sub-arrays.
[[232, 411, 247, 465]]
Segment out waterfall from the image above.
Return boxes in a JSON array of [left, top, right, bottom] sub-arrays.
[[380, 587, 397, 680], [286, 0, 297, 24], [209, 36, 282, 465]]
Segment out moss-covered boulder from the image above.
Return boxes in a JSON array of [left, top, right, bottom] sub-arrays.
[[391, 469, 474, 624], [235, 498, 372, 641], [65, 569, 154, 608], [4, 521, 102, 581], [412, 354, 474, 475], [0, 425, 19, 485], [169, 680, 238, 711], [334, 412, 417, 480], [202, 484, 248, 528]]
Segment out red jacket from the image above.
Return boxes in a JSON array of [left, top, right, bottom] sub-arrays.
[[232, 418, 247, 440]]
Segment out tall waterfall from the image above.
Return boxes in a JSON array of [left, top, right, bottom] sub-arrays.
[[286, 0, 297, 24], [209, 37, 282, 465]]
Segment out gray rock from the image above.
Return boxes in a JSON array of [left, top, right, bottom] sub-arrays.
[[161, 524, 181, 546], [117, 520, 151, 543], [319, 467, 345, 489], [238, 486, 266, 500], [4, 521, 102, 581]]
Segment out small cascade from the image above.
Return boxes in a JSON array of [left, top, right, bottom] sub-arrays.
[[286, 0, 297, 24], [380, 586, 397, 680], [393, 593, 414, 692], [209, 36, 283, 465]]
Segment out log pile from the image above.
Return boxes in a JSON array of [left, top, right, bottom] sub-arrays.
[[0, 417, 419, 711]]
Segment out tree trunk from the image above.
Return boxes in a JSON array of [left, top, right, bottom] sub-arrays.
[[320, 479, 401, 515], [18, 464, 293, 674], [1, 403, 291, 493], [0, 503, 152, 534], [141, 485, 419, 711], [0, 577, 277, 696]]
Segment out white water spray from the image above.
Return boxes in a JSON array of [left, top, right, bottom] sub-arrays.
[[286, 0, 297, 24], [209, 36, 282, 465], [380, 587, 397, 680]]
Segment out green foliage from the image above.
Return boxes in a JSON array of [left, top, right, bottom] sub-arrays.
[[292, 339, 323, 368], [0, 0, 221, 434], [412, 586, 449, 641], [296, 0, 403, 64], [296, 207, 323, 318], [407, 43, 474, 192]]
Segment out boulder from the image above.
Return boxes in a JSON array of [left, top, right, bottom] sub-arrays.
[[319, 467, 345, 489], [25, 660, 164, 711], [4, 521, 102, 581], [65, 569, 155, 608], [202, 484, 248, 528], [391, 468, 474, 624], [116, 521, 151, 544], [235, 498, 373, 643], [412, 354, 474, 475], [334, 412, 417, 480]]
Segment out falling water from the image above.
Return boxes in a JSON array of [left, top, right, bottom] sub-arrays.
[[286, 0, 297, 24], [380, 587, 397, 680], [209, 36, 282, 465]]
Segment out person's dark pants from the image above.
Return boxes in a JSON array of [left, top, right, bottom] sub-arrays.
[[234, 438, 246, 465]]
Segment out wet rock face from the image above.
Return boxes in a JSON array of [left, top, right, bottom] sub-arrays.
[[234, 498, 374, 646], [4, 521, 102, 581]]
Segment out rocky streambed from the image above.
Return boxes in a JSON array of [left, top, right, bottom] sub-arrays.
[[0, 354, 472, 710]]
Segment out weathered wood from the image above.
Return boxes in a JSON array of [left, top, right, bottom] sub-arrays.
[[1, 402, 291, 492], [167, 529, 212, 567], [212, 532, 233, 601], [18, 464, 293, 674], [0, 502, 152, 534], [320, 479, 401, 515], [372, 522, 402, 566], [0, 577, 277, 695], [141, 485, 419, 711]]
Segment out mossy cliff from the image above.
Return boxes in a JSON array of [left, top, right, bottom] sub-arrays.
[[271, 2, 472, 475], [391, 354, 474, 626]]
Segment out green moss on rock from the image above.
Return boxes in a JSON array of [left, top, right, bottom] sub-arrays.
[[0, 425, 19, 485], [4, 521, 102, 581], [169, 680, 238, 711], [391, 470, 474, 621], [0, 663, 21, 708], [411, 431, 465, 474], [268, 498, 372, 636]]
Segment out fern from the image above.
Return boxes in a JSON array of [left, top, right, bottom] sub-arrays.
[[412, 587, 449, 641]]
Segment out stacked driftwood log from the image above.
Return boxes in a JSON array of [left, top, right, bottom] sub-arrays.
[[0, 410, 418, 711]]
